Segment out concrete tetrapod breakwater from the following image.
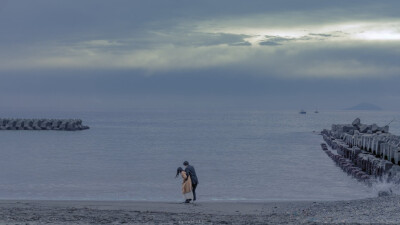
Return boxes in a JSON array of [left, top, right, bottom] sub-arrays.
[[0, 119, 89, 131], [321, 118, 400, 183]]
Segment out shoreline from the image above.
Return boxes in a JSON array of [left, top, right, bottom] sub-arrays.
[[0, 196, 399, 224]]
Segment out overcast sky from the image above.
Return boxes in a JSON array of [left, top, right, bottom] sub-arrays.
[[1, 0, 400, 111]]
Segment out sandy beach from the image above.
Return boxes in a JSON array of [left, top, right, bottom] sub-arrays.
[[0, 196, 398, 224]]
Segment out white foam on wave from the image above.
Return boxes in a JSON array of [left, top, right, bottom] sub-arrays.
[[371, 175, 400, 196]]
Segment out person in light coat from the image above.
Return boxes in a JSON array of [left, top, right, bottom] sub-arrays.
[[176, 167, 193, 203]]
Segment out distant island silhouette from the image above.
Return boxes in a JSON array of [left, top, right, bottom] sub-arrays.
[[345, 103, 382, 111]]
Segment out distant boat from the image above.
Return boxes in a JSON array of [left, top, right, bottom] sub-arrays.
[[299, 110, 306, 114], [314, 110, 319, 113]]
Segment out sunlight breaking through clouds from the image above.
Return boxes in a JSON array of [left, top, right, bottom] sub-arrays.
[[1, 0, 400, 112], [199, 20, 400, 45], [1, 10, 400, 79], [356, 30, 400, 40]]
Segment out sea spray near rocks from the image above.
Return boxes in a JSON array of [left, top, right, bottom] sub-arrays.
[[0, 118, 89, 131], [371, 174, 400, 197], [321, 118, 400, 190]]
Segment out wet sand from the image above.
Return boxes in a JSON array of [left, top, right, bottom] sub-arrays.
[[0, 196, 399, 224]]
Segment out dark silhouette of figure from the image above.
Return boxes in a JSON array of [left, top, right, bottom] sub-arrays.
[[183, 161, 198, 201]]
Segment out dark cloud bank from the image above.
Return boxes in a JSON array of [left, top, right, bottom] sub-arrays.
[[0, 0, 399, 111]]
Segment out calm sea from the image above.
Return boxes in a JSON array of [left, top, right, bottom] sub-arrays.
[[0, 109, 398, 201]]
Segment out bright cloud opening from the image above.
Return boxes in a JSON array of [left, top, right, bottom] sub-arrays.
[[356, 30, 400, 40]]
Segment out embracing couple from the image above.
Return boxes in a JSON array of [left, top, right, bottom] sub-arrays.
[[176, 161, 198, 203]]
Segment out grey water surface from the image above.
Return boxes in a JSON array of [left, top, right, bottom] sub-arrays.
[[0, 109, 398, 201]]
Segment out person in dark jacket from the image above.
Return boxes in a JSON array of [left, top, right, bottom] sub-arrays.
[[183, 161, 198, 201]]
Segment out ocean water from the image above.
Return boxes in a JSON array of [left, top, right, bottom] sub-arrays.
[[0, 109, 399, 202]]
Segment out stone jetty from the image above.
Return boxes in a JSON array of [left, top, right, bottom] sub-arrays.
[[321, 118, 400, 182], [0, 119, 89, 131]]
